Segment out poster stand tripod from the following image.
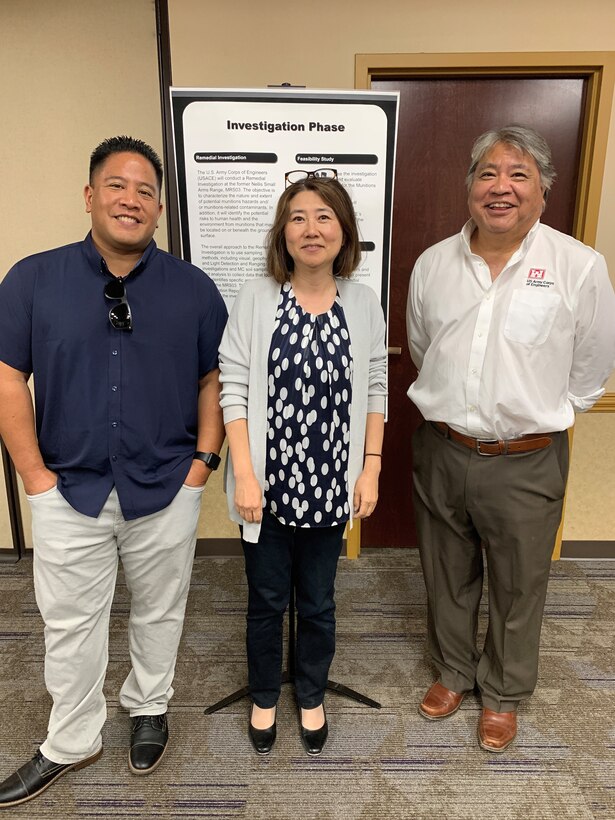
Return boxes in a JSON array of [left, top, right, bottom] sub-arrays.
[[204, 585, 381, 715]]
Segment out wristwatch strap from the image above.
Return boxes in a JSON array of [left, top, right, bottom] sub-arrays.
[[194, 451, 221, 471]]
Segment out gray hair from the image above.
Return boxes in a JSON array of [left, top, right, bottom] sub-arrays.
[[465, 125, 557, 192]]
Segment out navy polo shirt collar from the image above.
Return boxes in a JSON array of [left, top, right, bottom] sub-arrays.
[[81, 231, 157, 279]]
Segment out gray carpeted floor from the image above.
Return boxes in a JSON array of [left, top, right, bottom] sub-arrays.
[[0, 549, 613, 819]]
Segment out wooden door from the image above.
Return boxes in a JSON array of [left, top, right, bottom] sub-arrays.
[[362, 75, 586, 548]]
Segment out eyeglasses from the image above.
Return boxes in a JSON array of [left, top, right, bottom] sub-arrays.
[[285, 168, 338, 188], [104, 278, 132, 331]]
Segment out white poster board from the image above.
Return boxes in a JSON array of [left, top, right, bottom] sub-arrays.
[[170, 88, 398, 318]]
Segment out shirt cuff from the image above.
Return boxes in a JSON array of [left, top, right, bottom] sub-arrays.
[[222, 405, 248, 424], [568, 386, 605, 413], [367, 395, 386, 414]]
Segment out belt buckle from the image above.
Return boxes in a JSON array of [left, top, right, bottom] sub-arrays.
[[475, 438, 500, 456]]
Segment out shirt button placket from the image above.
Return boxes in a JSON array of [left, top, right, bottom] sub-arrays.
[[466, 290, 494, 430], [110, 344, 121, 466]]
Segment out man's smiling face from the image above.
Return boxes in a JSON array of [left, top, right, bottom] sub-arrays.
[[468, 142, 545, 245], [84, 151, 162, 257]]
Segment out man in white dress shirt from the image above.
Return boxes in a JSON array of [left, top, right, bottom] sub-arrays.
[[407, 125, 615, 752]]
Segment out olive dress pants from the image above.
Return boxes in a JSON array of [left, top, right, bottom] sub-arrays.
[[412, 421, 569, 712]]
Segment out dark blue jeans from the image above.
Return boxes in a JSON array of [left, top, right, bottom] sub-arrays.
[[241, 510, 345, 709]]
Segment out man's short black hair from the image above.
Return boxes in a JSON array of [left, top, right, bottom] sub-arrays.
[[89, 136, 163, 192]]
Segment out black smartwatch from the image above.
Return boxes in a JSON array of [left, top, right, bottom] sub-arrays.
[[194, 451, 221, 471]]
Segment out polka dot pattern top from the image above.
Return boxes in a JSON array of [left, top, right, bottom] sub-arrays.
[[264, 281, 353, 528]]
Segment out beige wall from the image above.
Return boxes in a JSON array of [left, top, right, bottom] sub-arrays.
[[565, 413, 615, 540], [168, 0, 615, 542], [0, 0, 167, 276]]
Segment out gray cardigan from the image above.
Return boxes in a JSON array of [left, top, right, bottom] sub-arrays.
[[219, 276, 387, 542]]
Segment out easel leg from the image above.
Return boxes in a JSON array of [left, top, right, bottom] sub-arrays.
[[205, 585, 380, 713]]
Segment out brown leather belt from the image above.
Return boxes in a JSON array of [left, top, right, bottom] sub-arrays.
[[432, 422, 553, 456]]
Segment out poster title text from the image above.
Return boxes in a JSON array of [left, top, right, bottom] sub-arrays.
[[227, 120, 345, 133]]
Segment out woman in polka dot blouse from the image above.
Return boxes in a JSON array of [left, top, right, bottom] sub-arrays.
[[219, 178, 387, 757]]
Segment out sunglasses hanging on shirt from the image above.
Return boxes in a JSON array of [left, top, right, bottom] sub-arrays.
[[104, 278, 132, 331]]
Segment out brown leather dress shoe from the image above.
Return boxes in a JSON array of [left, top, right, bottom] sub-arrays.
[[478, 708, 517, 752], [418, 681, 465, 720]]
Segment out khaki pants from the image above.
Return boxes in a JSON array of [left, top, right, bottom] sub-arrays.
[[28, 484, 203, 764], [412, 422, 569, 712]]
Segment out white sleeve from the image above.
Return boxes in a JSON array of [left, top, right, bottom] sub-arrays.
[[407, 255, 429, 371], [568, 253, 615, 412]]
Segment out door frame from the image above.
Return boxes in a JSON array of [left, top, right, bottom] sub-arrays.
[[356, 51, 615, 253], [346, 51, 615, 558]]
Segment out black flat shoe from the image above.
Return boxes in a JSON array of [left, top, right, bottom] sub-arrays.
[[0, 748, 102, 807], [248, 704, 277, 755], [299, 704, 328, 756], [129, 714, 168, 774]]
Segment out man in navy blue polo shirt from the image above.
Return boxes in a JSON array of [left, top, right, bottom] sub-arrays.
[[0, 136, 227, 806]]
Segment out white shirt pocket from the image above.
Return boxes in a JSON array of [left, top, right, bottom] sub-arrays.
[[503, 289, 562, 346]]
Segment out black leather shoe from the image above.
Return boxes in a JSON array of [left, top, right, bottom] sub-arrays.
[[248, 704, 277, 755], [0, 748, 102, 807], [299, 705, 328, 756], [129, 714, 168, 774]]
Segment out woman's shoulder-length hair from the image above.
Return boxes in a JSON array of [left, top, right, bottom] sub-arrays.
[[266, 177, 362, 284]]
